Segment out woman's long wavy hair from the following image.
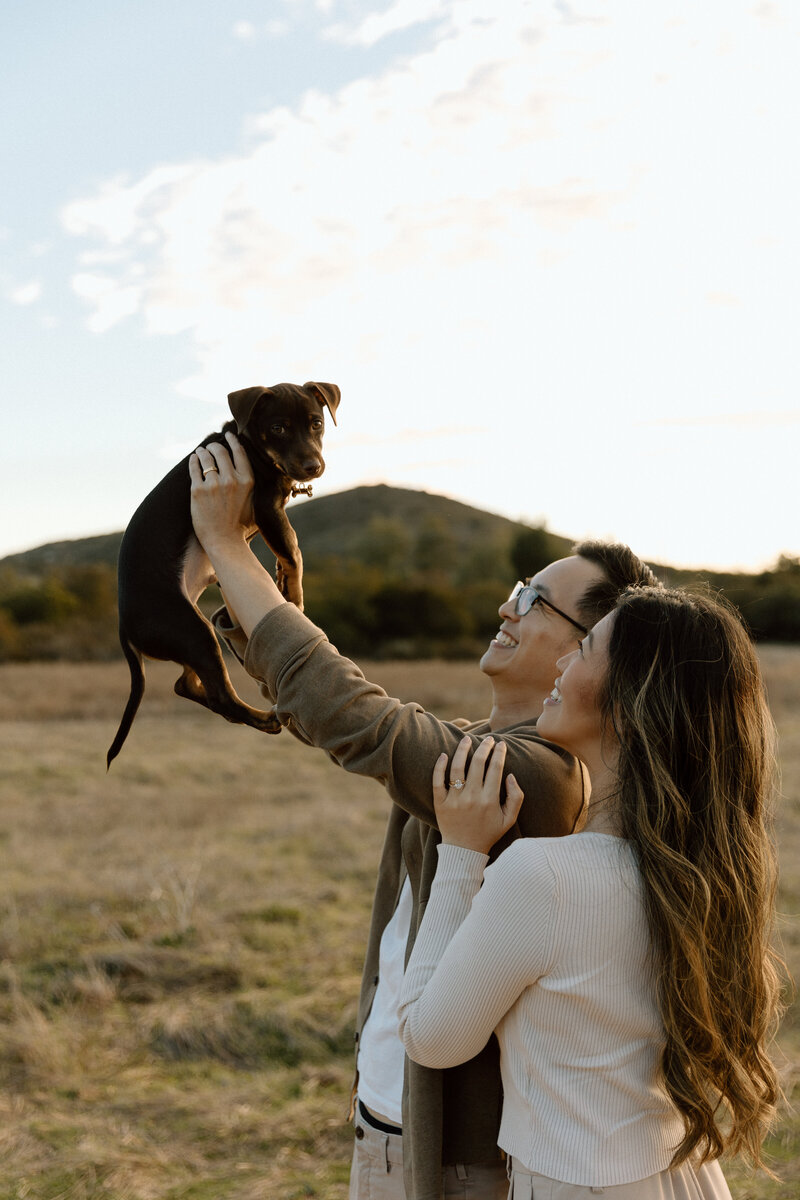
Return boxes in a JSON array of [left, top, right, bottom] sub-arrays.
[[601, 587, 784, 1169]]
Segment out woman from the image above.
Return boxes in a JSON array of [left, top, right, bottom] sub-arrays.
[[398, 587, 784, 1197]]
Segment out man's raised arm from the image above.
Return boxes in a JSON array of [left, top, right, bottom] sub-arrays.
[[190, 434, 585, 835]]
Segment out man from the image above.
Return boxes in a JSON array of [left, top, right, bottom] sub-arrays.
[[189, 431, 659, 1199]]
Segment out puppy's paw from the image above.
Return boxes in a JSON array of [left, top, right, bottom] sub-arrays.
[[263, 708, 282, 735], [274, 560, 303, 607]]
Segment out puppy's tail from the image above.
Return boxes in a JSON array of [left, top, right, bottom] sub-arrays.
[[106, 635, 145, 769]]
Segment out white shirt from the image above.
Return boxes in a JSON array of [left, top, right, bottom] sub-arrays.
[[357, 877, 413, 1123], [398, 836, 685, 1188]]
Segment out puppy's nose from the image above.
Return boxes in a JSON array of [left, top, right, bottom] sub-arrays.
[[302, 459, 323, 477]]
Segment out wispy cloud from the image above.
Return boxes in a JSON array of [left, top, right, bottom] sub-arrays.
[[71, 274, 141, 333], [232, 17, 291, 40], [324, 0, 450, 46], [61, 0, 623, 378], [232, 20, 257, 40], [57, 0, 800, 570], [9, 281, 42, 306]]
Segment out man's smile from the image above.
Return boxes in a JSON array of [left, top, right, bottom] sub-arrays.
[[493, 629, 518, 649]]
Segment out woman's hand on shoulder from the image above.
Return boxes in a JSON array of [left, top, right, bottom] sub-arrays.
[[433, 736, 524, 855]]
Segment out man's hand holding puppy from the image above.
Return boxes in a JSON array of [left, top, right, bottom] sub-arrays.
[[189, 431, 257, 551], [189, 431, 287, 637]]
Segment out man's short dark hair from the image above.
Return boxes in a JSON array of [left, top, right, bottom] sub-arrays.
[[573, 540, 661, 628]]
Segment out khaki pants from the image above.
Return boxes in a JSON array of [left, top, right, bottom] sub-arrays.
[[349, 1116, 508, 1199], [506, 1156, 732, 1200]]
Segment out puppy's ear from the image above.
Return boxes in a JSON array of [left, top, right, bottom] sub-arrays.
[[228, 387, 272, 433], [304, 382, 340, 426]]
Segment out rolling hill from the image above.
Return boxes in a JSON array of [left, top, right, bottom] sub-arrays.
[[0, 485, 574, 576]]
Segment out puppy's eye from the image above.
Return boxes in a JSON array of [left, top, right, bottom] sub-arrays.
[[270, 424, 286, 436], [311, 418, 323, 431]]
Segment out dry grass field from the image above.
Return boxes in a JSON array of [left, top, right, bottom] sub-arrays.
[[0, 648, 797, 1199]]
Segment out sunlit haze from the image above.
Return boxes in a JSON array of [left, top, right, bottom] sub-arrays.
[[3, 1, 798, 570]]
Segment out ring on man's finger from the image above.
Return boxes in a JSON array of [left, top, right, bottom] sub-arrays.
[[202, 467, 219, 478], [450, 778, 465, 790]]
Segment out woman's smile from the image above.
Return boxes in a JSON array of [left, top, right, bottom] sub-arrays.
[[537, 611, 616, 770]]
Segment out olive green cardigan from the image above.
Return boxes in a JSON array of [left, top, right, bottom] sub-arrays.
[[215, 603, 586, 1200]]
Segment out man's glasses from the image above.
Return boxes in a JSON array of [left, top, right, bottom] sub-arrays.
[[507, 581, 588, 636]]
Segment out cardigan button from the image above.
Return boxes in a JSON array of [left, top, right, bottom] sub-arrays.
[[355, 1125, 365, 1140]]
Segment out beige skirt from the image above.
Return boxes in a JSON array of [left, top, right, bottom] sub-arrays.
[[507, 1156, 732, 1199]]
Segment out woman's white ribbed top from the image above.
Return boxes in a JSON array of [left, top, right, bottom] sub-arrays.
[[398, 834, 685, 1188]]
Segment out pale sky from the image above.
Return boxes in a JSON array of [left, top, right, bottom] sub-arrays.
[[2, 0, 798, 571]]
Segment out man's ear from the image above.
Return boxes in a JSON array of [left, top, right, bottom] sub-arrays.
[[228, 387, 272, 433], [304, 382, 340, 426]]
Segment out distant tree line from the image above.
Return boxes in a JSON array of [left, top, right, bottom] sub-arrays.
[[678, 554, 800, 644], [0, 522, 798, 663], [0, 563, 121, 662]]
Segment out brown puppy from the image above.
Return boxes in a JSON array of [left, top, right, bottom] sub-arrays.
[[107, 381, 340, 767]]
